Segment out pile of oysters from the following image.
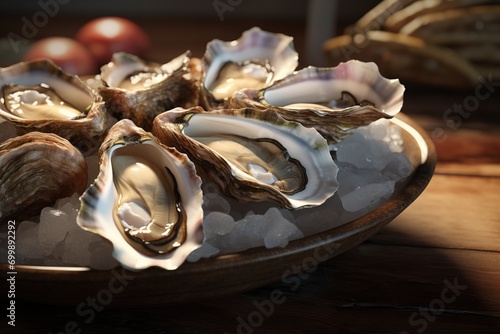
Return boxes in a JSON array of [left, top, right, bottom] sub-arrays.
[[0, 27, 405, 270]]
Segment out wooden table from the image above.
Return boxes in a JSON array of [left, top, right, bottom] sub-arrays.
[[1, 17, 500, 334]]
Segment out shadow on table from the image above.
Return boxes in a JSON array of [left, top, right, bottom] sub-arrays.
[[8, 225, 499, 334]]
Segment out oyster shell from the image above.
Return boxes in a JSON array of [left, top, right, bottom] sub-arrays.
[[228, 60, 405, 143], [77, 119, 203, 270], [0, 59, 107, 155], [152, 107, 338, 209], [201, 27, 299, 108], [0, 132, 87, 222], [99, 52, 199, 131]]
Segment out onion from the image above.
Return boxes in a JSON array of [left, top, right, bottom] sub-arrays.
[[75, 17, 150, 66], [23, 37, 96, 75]]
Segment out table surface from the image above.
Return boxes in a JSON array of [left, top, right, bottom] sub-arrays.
[[1, 17, 500, 334]]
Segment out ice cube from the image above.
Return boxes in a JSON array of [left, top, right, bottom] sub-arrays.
[[187, 243, 220, 262], [38, 208, 70, 256], [211, 213, 265, 253], [202, 193, 232, 214], [293, 193, 342, 236], [263, 208, 303, 248], [336, 142, 374, 169], [341, 181, 395, 212], [384, 152, 412, 179], [55, 193, 81, 210], [366, 119, 388, 141], [203, 211, 235, 239], [62, 228, 101, 266]]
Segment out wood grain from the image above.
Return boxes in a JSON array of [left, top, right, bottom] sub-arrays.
[[371, 174, 500, 251]]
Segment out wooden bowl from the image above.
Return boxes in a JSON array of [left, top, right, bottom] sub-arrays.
[[1, 113, 436, 307]]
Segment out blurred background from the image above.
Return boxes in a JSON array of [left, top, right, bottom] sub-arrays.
[[0, 0, 377, 19], [0, 0, 499, 97], [0, 0, 379, 68], [2, 0, 498, 91]]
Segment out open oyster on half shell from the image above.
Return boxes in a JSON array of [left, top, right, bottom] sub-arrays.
[[99, 52, 200, 131], [201, 27, 299, 109], [0, 59, 107, 155], [229, 60, 405, 143], [152, 107, 338, 210], [77, 119, 204, 270]]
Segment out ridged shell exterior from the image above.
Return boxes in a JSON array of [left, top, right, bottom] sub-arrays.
[[77, 119, 203, 270], [0, 59, 107, 155], [229, 60, 405, 143], [201, 27, 299, 108], [0, 132, 87, 222], [152, 107, 338, 209], [99, 52, 200, 131]]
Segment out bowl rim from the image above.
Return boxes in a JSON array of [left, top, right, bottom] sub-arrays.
[[0, 113, 436, 305]]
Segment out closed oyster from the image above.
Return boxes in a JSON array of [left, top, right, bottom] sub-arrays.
[[229, 60, 405, 143], [0, 132, 87, 222], [77, 119, 203, 270], [152, 107, 338, 209], [201, 27, 299, 108], [0, 59, 107, 155], [99, 52, 199, 131]]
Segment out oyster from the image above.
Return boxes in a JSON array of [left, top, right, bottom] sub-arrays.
[[201, 27, 299, 108], [99, 52, 199, 131], [152, 107, 338, 209], [0, 59, 107, 155], [77, 119, 203, 270], [228, 60, 405, 143], [0, 132, 87, 222]]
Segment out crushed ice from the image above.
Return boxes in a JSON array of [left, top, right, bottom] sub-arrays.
[[0, 119, 412, 269], [188, 119, 411, 262]]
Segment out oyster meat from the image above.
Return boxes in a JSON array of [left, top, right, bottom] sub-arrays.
[[99, 52, 199, 131], [0, 132, 87, 222], [153, 107, 338, 209], [201, 27, 299, 108], [0, 59, 107, 155], [77, 119, 203, 270], [229, 60, 405, 143], [2, 83, 81, 120]]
